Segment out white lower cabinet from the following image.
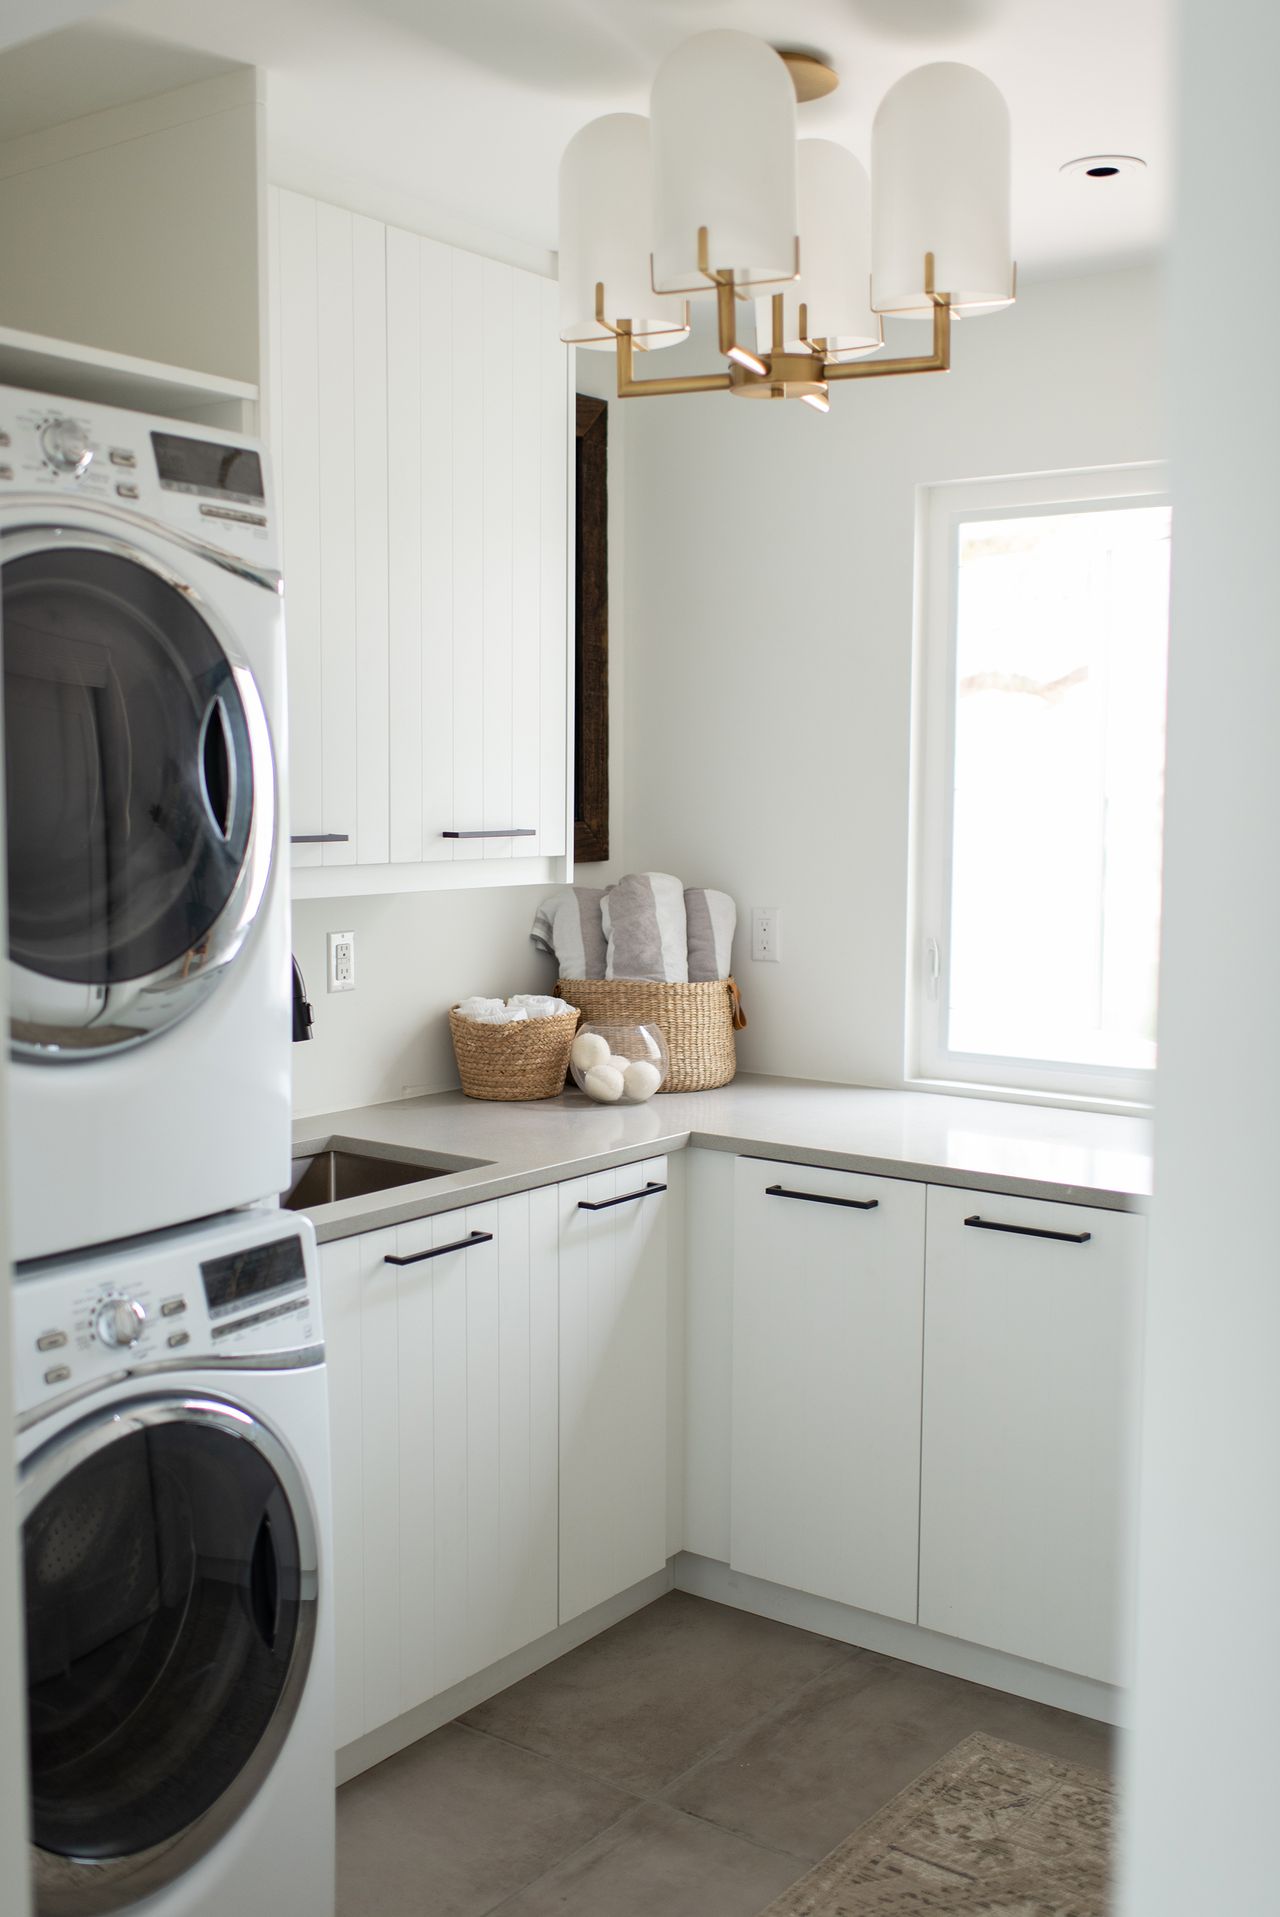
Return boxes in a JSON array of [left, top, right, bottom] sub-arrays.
[[917, 1186, 1144, 1684], [319, 1188, 559, 1745], [729, 1159, 926, 1623], [557, 1158, 670, 1625]]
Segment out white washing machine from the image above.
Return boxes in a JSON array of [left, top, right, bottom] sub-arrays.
[[13, 1205, 334, 1917], [1, 386, 294, 1262]]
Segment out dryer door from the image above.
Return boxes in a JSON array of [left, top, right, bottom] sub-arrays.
[[2, 528, 275, 1059], [22, 1393, 319, 1917]]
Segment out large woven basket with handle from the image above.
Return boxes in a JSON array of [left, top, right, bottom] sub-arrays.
[[555, 977, 746, 1092]]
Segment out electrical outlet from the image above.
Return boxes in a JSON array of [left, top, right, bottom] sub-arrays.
[[751, 906, 781, 963], [327, 930, 356, 992]]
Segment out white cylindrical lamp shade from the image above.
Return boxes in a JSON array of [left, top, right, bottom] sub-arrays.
[[754, 140, 881, 362], [651, 31, 798, 293], [871, 62, 1012, 316], [559, 113, 689, 349]]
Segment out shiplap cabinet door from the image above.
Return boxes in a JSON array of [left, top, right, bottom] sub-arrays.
[[269, 186, 388, 870], [558, 1159, 669, 1624], [730, 1159, 927, 1623], [918, 1187, 1144, 1684]]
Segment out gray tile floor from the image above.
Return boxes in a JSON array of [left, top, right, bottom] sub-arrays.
[[337, 1592, 1113, 1917]]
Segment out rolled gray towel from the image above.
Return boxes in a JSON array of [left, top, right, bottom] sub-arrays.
[[530, 886, 609, 979], [684, 887, 737, 981], [603, 873, 689, 982]]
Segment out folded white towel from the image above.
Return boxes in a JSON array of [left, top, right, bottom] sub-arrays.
[[508, 995, 575, 1019], [465, 1005, 529, 1025], [456, 996, 506, 1019]]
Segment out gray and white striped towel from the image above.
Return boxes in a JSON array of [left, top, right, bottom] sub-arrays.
[[602, 873, 689, 982], [530, 886, 610, 980], [684, 888, 737, 981]]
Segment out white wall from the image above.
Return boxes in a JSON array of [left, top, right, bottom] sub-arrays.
[[617, 266, 1164, 1087], [1121, 1, 1280, 1908]]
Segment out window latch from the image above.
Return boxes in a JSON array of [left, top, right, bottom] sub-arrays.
[[925, 935, 941, 1002]]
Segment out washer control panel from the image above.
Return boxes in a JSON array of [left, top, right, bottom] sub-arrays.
[[12, 1210, 321, 1417], [0, 386, 275, 560]]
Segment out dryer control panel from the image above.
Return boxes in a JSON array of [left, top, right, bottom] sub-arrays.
[[12, 1209, 321, 1420], [0, 385, 276, 561]]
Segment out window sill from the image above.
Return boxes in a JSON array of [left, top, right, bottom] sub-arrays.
[[904, 1075, 1154, 1120]]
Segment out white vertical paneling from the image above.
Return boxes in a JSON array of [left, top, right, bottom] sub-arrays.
[[315, 200, 358, 865], [730, 1160, 927, 1625], [386, 223, 424, 864], [264, 187, 284, 484], [559, 1160, 668, 1623], [451, 249, 485, 860], [510, 268, 543, 854], [539, 277, 569, 858], [394, 1216, 437, 1714], [520, 1184, 561, 1647], [482, 260, 515, 857], [352, 213, 389, 866], [918, 1186, 1144, 1684], [464, 1202, 503, 1669], [418, 237, 455, 859], [276, 189, 322, 868], [356, 1230, 401, 1734], [430, 1208, 472, 1689], [319, 1239, 365, 1748]]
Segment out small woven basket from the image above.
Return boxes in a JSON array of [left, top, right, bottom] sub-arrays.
[[556, 977, 746, 1092], [449, 1007, 580, 1101]]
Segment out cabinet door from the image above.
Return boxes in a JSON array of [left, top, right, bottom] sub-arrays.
[[269, 187, 388, 870], [730, 1159, 926, 1623], [558, 1158, 669, 1623], [918, 1186, 1144, 1684], [392, 1191, 559, 1711]]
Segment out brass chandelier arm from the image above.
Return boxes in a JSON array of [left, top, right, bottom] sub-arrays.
[[615, 322, 732, 397], [823, 294, 951, 381]]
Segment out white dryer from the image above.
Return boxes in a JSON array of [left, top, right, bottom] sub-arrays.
[[1, 386, 294, 1261], [13, 1205, 334, 1917]]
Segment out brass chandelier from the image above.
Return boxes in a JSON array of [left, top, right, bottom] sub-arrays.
[[558, 35, 1015, 412]]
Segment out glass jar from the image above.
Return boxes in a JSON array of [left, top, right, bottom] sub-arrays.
[[569, 1022, 669, 1104]]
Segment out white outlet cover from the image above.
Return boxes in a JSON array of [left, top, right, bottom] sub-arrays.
[[327, 929, 356, 992]]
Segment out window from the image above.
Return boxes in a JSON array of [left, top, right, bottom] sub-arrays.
[[912, 466, 1170, 1105]]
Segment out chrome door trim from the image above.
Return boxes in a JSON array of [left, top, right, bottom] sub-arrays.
[[3, 523, 278, 1061], [0, 494, 282, 593], [24, 1392, 320, 1917], [15, 1344, 326, 1434]]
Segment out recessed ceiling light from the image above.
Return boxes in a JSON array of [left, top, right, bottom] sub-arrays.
[[1060, 154, 1147, 179]]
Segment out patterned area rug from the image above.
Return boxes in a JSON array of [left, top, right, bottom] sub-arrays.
[[758, 1732, 1113, 1917]]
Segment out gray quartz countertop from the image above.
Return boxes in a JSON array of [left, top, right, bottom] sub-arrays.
[[292, 1074, 1154, 1244]]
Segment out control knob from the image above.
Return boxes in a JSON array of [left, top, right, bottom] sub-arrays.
[[41, 417, 93, 476], [94, 1297, 147, 1350]]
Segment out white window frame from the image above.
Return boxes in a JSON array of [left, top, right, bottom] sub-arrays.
[[909, 462, 1169, 1112]]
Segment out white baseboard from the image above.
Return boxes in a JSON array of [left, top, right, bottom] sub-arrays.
[[673, 1553, 1126, 1729], [336, 1565, 675, 1785]]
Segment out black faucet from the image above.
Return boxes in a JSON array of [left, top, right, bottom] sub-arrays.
[[292, 956, 314, 1042]]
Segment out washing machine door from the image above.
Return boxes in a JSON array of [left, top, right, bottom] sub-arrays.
[[2, 525, 275, 1059], [21, 1393, 319, 1917]]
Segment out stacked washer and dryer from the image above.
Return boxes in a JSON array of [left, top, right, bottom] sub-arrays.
[[2, 387, 335, 1916]]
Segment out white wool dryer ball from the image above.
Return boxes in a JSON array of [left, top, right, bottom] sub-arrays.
[[606, 1053, 633, 1075], [571, 1031, 611, 1073], [623, 1060, 662, 1103], [583, 1063, 625, 1104]]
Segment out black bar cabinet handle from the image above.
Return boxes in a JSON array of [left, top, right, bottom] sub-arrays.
[[578, 1181, 668, 1212], [291, 833, 350, 844], [385, 1230, 493, 1266], [963, 1214, 1091, 1245], [765, 1184, 879, 1212], [442, 828, 537, 839]]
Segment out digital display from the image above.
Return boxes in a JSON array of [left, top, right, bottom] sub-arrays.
[[151, 431, 265, 505], [201, 1235, 306, 1318]]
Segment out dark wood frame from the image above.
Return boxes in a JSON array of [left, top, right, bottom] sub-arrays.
[[574, 394, 609, 863]]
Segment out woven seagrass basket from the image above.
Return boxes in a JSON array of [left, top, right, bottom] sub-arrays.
[[449, 1006, 580, 1101], [555, 977, 746, 1092]]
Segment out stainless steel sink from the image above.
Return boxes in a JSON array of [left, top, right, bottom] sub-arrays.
[[282, 1140, 490, 1211]]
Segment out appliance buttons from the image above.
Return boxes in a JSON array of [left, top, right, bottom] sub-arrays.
[[109, 448, 136, 467], [160, 1298, 187, 1317], [167, 1330, 190, 1349], [198, 503, 267, 527], [36, 1331, 67, 1352], [116, 481, 140, 499], [43, 1366, 71, 1386]]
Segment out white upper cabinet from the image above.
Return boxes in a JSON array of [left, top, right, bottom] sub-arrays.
[[918, 1186, 1145, 1685], [267, 187, 570, 894], [730, 1158, 927, 1624]]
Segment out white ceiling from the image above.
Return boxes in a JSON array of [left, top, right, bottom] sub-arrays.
[[9, 0, 1171, 280]]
